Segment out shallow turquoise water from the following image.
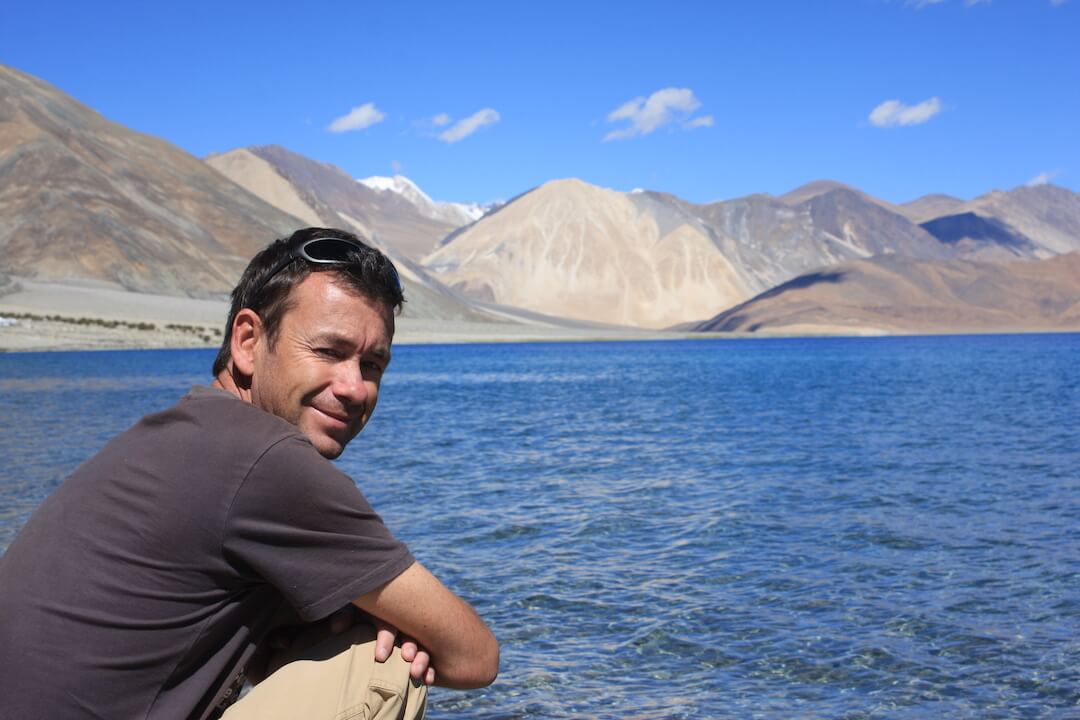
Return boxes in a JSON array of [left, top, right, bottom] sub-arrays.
[[1, 335, 1078, 718]]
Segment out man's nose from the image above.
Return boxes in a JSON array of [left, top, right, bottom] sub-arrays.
[[332, 364, 368, 407]]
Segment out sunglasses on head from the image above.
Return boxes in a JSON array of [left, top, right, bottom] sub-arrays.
[[251, 236, 402, 299]]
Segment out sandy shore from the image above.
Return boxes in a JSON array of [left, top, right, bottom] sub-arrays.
[[0, 279, 715, 352]]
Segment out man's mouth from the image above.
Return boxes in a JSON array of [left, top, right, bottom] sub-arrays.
[[315, 407, 350, 425]]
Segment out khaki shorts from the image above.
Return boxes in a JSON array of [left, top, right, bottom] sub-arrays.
[[222, 623, 427, 720]]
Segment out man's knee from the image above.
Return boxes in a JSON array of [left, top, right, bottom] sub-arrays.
[[224, 624, 427, 720]]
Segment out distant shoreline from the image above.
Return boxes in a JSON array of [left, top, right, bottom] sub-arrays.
[[0, 280, 723, 352], [0, 313, 727, 353], [3, 315, 1073, 354], [2, 279, 1073, 354]]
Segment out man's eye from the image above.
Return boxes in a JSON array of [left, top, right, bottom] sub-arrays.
[[317, 347, 344, 359]]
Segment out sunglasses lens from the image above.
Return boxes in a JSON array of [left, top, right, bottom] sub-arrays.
[[292, 236, 402, 293], [303, 237, 358, 262]]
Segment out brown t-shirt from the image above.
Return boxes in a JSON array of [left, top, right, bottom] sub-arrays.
[[0, 387, 414, 720]]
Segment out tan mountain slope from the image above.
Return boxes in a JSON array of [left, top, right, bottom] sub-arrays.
[[957, 185, 1080, 255], [0, 64, 302, 297], [205, 145, 501, 322], [206, 146, 457, 262], [424, 179, 751, 328], [778, 180, 857, 206], [777, 179, 907, 216], [205, 148, 324, 227], [696, 253, 1080, 335], [898, 193, 966, 223], [690, 187, 952, 285]]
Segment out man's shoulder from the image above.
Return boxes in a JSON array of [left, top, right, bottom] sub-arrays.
[[120, 385, 318, 470], [170, 385, 304, 441]]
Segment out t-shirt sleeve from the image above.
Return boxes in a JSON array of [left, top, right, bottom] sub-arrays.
[[222, 436, 414, 622]]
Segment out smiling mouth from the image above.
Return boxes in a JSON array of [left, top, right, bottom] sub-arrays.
[[315, 407, 351, 425]]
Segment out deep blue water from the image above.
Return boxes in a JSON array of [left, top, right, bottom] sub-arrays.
[[1, 335, 1078, 718]]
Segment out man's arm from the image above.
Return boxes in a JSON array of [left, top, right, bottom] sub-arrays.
[[353, 561, 499, 689]]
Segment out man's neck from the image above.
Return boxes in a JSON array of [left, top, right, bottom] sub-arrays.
[[211, 369, 251, 404]]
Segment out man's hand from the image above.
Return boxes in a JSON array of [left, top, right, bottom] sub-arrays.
[[354, 562, 499, 689], [330, 605, 436, 685]]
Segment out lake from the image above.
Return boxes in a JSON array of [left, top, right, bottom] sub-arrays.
[[1, 335, 1078, 718]]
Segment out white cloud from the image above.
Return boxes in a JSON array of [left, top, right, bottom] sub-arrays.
[[685, 115, 715, 130], [604, 87, 710, 141], [432, 113, 451, 127], [438, 108, 501, 143], [328, 103, 386, 133], [1026, 170, 1060, 186], [869, 97, 943, 127], [1050, 0, 1067, 6]]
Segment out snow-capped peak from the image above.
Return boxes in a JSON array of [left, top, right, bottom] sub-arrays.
[[358, 175, 486, 226]]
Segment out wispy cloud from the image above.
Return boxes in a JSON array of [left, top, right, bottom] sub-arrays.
[[432, 113, 452, 127], [1026, 170, 1060, 186], [438, 108, 501, 143], [1050, 0, 1067, 6], [328, 103, 386, 133], [604, 88, 711, 141], [869, 97, 943, 127]]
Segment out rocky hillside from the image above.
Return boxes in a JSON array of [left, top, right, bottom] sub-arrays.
[[423, 179, 756, 328], [0, 64, 302, 298], [204, 145, 496, 321], [207, 147, 459, 263], [920, 185, 1080, 257], [696, 252, 1080, 335]]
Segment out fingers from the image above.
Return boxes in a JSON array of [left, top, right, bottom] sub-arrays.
[[374, 621, 398, 663], [409, 648, 432, 683], [370, 624, 435, 685]]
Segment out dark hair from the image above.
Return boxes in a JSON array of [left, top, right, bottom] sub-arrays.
[[212, 227, 405, 375]]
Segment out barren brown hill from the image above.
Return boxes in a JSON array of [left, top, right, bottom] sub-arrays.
[[898, 193, 966, 223], [949, 185, 1080, 256], [206, 146, 457, 263], [696, 253, 1080, 335], [0, 64, 303, 297], [424, 179, 753, 328], [777, 179, 909, 217]]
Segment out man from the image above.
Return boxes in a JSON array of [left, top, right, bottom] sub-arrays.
[[0, 227, 499, 719]]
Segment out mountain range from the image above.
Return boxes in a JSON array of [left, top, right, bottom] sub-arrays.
[[422, 178, 1080, 329], [2, 62, 1078, 336]]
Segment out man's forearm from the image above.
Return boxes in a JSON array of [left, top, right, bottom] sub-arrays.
[[353, 562, 499, 689]]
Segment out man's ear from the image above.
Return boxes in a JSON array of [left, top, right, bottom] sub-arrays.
[[231, 309, 263, 379]]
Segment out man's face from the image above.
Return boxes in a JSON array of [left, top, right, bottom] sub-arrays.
[[249, 272, 394, 459]]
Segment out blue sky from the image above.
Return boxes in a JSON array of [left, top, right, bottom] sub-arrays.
[[1, 1, 1076, 205]]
